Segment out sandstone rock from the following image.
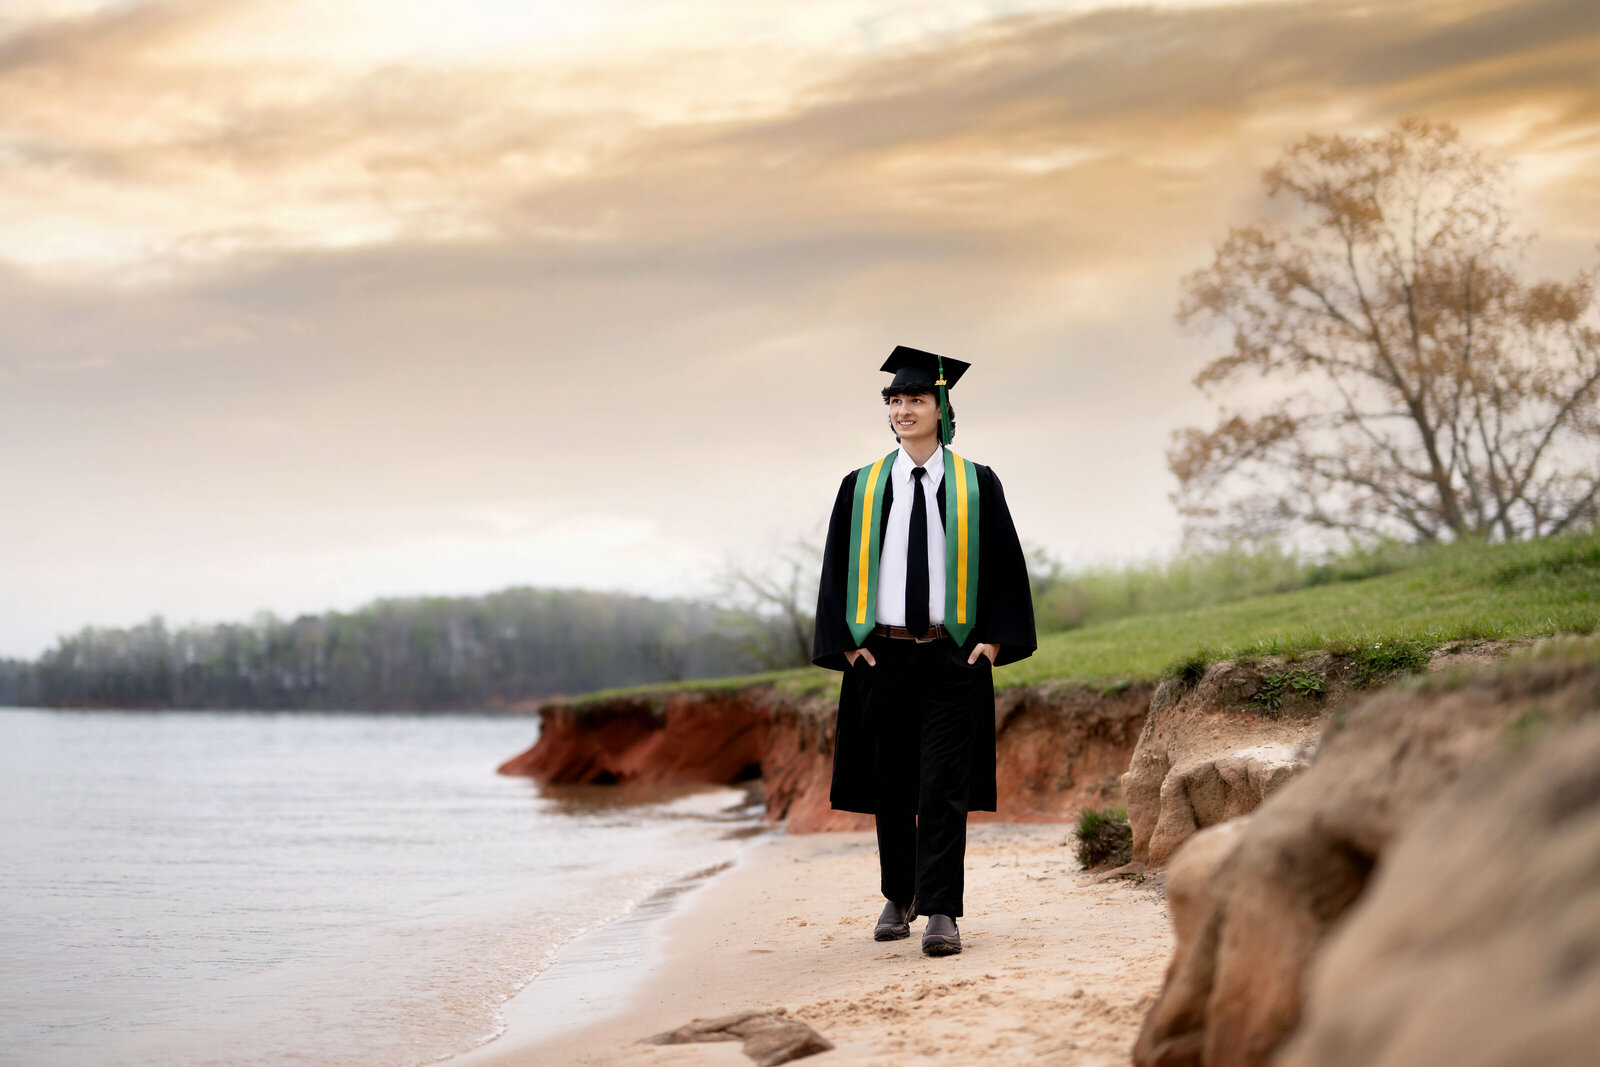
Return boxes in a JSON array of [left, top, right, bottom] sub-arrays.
[[1133, 818, 1252, 1066], [1122, 643, 1533, 872], [1143, 743, 1311, 870], [1133, 641, 1600, 1067], [1277, 714, 1600, 1067], [1124, 660, 1327, 870], [648, 1010, 833, 1065]]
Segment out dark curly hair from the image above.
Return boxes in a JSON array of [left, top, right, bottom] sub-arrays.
[[881, 385, 955, 444]]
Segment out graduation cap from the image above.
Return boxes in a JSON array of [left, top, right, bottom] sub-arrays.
[[881, 345, 970, 446]]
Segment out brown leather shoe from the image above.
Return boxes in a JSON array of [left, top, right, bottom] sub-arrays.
[[873, 900, 917, 941], [922, 914, 961, 955]]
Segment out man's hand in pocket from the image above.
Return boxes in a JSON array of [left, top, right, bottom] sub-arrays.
[[967, 643, 999, 666]]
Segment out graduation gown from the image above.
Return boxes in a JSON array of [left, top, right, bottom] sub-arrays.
[[812, 458, 1036, 814]]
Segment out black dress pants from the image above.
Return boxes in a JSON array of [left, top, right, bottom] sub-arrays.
[[853, 633, 990, 918]]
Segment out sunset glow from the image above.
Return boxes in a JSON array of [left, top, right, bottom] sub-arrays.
[[2, 0, 1597, 655]]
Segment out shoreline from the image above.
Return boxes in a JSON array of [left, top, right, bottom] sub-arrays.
[[456, 824, 1173, 1066], [442, 841, 772, 1066]]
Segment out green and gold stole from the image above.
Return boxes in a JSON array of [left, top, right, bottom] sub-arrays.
[[843, 450, 981, 645]]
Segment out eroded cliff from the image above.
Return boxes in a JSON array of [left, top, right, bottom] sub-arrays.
[[1132, 637, 1600, 1067], [497, 679, 1151, 832]]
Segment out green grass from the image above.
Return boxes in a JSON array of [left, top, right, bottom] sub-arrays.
[[1029, 538, 1433, 631], [999, 530, 1600, 688], [551, 664, 839, 708], [560, 531, 1600, 705]]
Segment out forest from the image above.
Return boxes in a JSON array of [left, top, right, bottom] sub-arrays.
[[0, 587, 781, 710]]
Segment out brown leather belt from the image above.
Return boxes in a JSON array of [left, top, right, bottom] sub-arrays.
[[873, 623, 949, 643]]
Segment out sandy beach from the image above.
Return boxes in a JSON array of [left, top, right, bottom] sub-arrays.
[[461, 824, 1173, 1067]]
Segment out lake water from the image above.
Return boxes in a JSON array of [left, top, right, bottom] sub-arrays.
[[0, 708, 758, 1066]]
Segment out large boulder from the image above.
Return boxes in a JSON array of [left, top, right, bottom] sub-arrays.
[[1132, 639, 1600, 1067], [1134, 817, 1255, 1066], [1277, 714, 1600, 1067], [1142, 743, 1312, 869]]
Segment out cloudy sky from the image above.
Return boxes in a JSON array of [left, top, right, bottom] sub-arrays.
[[1, 0, 1597, 657]]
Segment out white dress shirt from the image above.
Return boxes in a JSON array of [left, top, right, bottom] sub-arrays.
[[876, 445, 946, 627]]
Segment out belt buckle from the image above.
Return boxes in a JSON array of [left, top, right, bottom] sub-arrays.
[[914, 629, 937, 644]]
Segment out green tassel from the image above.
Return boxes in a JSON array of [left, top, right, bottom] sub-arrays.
[[937, 356, 953, 445]]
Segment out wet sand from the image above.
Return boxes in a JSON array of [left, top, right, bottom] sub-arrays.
[[457, 823, 1173, 1066]]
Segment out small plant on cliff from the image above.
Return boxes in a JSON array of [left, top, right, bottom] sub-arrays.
[[1165, 649, 1211, 689], [1074, 806, 1133, 869], [1250, 668, 1326, 716], [1348, 638, 1433, 688]]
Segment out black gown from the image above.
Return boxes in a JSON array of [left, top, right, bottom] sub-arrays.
[[812, 459, 1037, 815]]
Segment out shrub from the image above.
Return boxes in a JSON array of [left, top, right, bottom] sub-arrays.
[[1074, 805, 1133, 869]]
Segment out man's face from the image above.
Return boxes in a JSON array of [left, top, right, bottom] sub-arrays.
[[887, 391, 939, 446]]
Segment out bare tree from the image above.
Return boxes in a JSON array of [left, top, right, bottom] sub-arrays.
[[718, 540, 820, 670], [1170, 118, 1600, 545]]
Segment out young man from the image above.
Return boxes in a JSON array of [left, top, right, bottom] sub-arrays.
[[812, 346, 1036, 956]]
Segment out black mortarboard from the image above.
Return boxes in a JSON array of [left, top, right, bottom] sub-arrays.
[[879, 345, 970, 393], [880, 345, 970, 446]]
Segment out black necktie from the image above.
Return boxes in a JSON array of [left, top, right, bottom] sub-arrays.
[[906, 467, 929, 636]]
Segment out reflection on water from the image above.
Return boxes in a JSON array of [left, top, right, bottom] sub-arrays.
[[0, 708, 759, 1067], [537, 779, 765, 828]]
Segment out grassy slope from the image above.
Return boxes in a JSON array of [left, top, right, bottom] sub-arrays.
[[563, 532, 1600, 704], [1001, 530, 1600, 687]]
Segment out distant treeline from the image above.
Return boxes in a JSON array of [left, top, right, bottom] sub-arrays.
[[0, 658, 37, 707], [0, 588, 786, 710]]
